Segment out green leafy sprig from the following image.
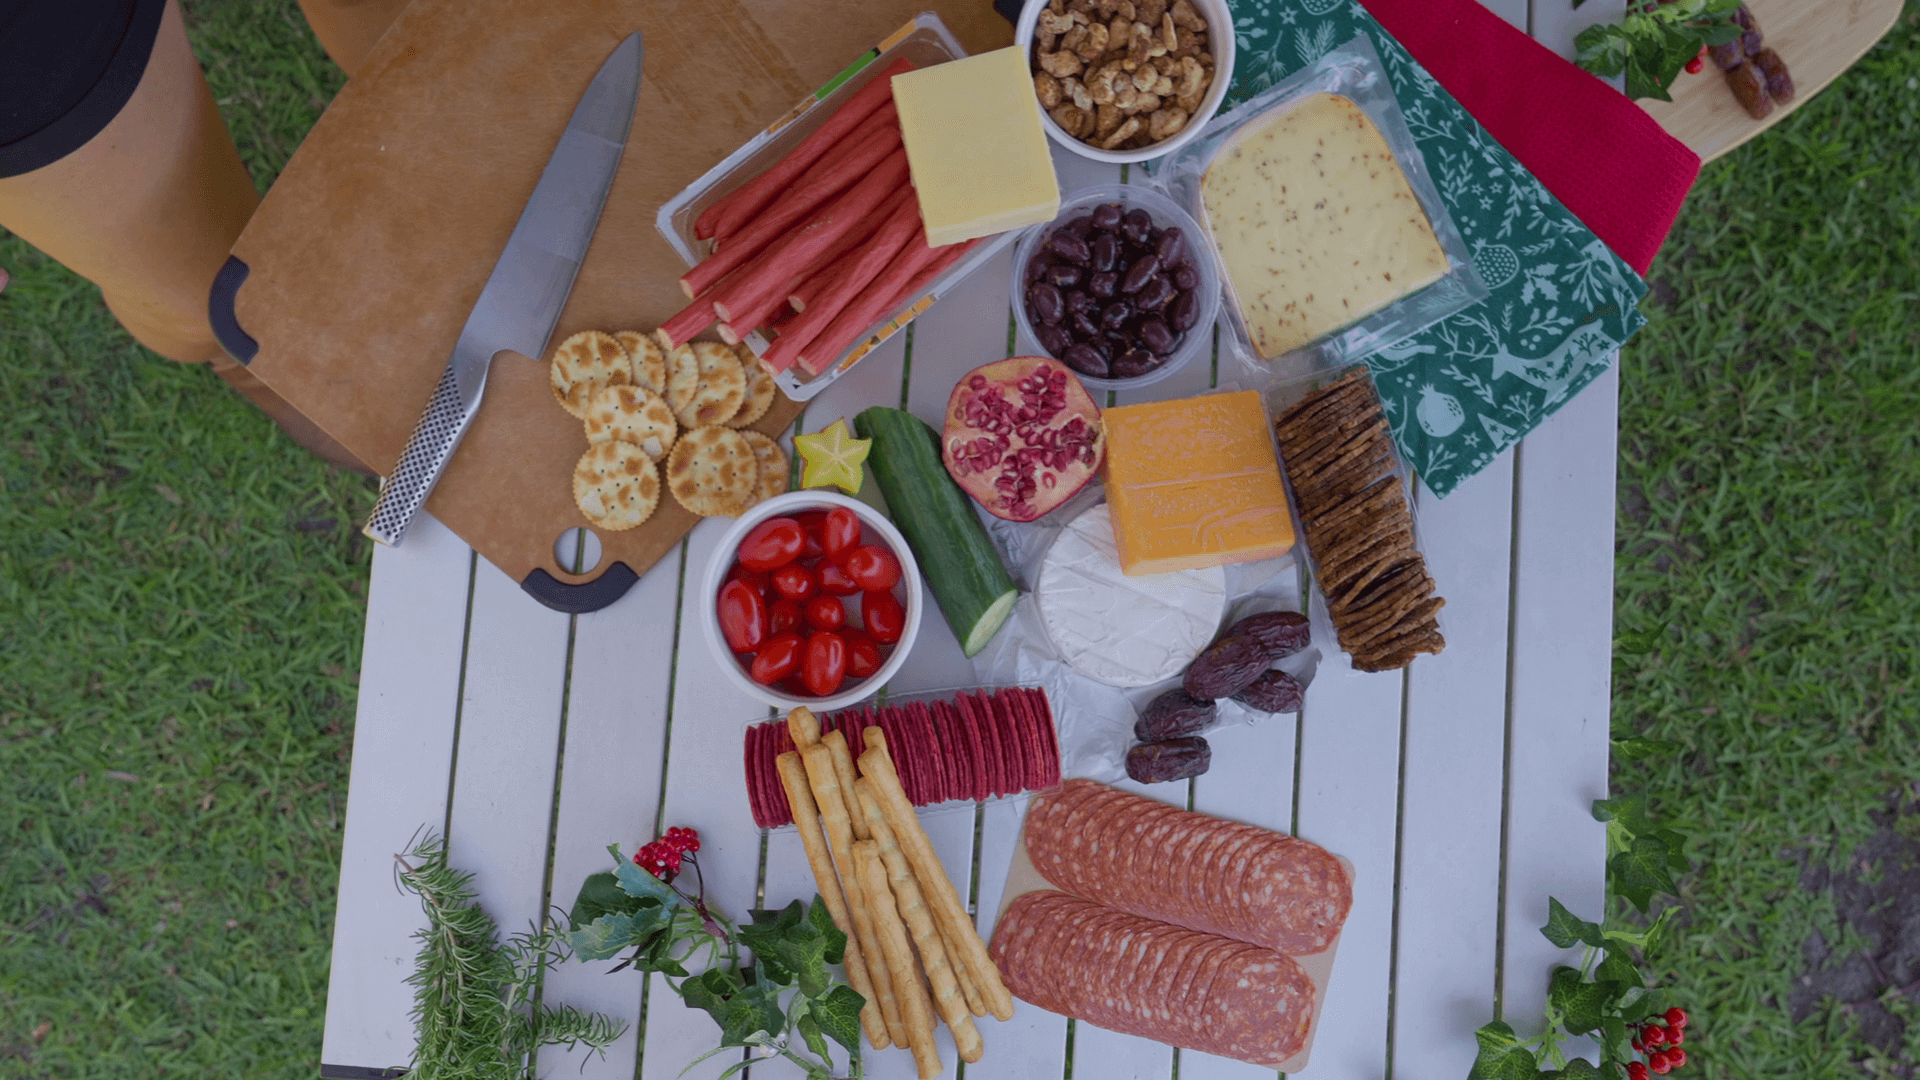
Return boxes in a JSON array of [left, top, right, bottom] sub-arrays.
[[567, 842, 865, 1080], [397, 836, 625, 1080], [1469, 796, 1691, 1080], [1573, 0, 1743, 102]]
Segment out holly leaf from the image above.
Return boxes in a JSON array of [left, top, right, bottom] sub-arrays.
[[1547, 966, 1622, 1036], [1611, 837, 1681, 912], [1469, 1021, 1540, 1080], [569, 912, 638, 962], [614, 857, 680, 909], [813, 984, 866, 1057], [1612, 736, 1681, 762], [570, 871, 644, 929], [1541, 897, 1606, 949]]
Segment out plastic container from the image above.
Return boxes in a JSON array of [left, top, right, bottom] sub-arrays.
[[655, 14, 1023, 402], [701, 491, 923, 712], [1013, 0, 1237, 165], [1009, 184, 1221, 393], [1155, 33, 1486, 382]]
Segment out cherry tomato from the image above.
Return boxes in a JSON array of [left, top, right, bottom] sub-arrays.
[[862, 588, 905, 645], [768, 597, 803, 636], [842, 629, 882, 679], [817, 561, 861, 596], [725, 563, 767, 597], [793, 511, 828, 558], [748, 632, 804, 685], [844, 544, 901, 591], [800, 631, 847, 697], [735, 517, 806, 573], [717, 579, 767, 653], [771, 562, 817, 602], [804, 594, 845, 631], [821, 507, 862, 561]]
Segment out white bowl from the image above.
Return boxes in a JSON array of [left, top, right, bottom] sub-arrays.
[[701, 491, 924, 713], [1010, 183, 1222, 392], [1014, 0, 1237, 165]]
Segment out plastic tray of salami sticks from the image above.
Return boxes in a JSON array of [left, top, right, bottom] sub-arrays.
[[985, 777, 1354, 1070], [1267, 364, 1448, 672], [741, 685, 1064, 830], [655, 13, 1022, 402]]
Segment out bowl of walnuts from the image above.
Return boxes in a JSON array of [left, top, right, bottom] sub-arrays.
[[1016, 0, 1235, 164]]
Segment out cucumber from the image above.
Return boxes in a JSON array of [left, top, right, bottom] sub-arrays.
[[855, 407, 1019, 657]]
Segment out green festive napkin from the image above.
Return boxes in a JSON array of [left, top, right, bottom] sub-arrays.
[[1222, 0, 1647, 497]]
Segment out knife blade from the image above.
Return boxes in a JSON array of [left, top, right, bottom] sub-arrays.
[[363, 32, 643, 547]]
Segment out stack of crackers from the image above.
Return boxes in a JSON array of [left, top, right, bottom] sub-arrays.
[[1273, 368, 1445, 672], [549, 331, 788, 531]]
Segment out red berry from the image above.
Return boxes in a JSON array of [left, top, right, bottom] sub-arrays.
[[1665, 1007, 1688, 1028], [1666, 1048, 1686, 1069], [1666, 1026, 1685, 1046], [1632, 1038, 1646, 1053], [1649, 1051, 1673, 1075], [1643, 1025, 1667, 1046], [1627, 1063, 1650, 1080], [1684, 56, 1704, 73]]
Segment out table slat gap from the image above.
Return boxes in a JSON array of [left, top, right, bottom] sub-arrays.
[[650, 540, 692, 839], [442, 547, 481, 843], [1492, 444, 1529, 1021]]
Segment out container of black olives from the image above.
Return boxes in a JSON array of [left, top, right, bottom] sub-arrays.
[[1010, 185, 1220, 391]]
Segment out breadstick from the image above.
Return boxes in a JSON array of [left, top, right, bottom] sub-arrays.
[[943, 923, 989, 1017], [787, 705, 822, 747], [858, 779, 985, 1063], [855, 840, 943, 1080], [802, 742, 909, 1047], [822, 730, 869, 841], [859, 728, 1016, 1021], [775, 752, 888, 1050]]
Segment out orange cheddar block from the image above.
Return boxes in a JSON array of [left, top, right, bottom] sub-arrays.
[[1104, 391, 1295, 576]]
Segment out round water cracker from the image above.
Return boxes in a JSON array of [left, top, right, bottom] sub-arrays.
[[667, 341, 747, 429], [615, 330, 668, 396], [738, 430, 788, 503], [582, 382, 678, 458], [727, 346, 777, 429], [572, 441, 660, 532], [550, 330, 631, 418], [666, 426, 759, 518]]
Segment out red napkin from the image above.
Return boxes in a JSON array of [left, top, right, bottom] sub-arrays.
[[1361, 0, 1697, 275]]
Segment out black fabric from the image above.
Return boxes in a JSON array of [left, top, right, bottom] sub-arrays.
[[0, 0, 166, 177]]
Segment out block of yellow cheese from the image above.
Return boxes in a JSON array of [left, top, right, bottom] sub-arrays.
[[1103, 391, 1295, 577], [891, 47, 1060, 246], [1201, 92, 1449, 358]]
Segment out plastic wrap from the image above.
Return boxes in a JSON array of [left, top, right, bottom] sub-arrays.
[[1152, 33, 1485, 383]]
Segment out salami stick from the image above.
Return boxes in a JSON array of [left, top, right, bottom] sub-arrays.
[[822, 730, 870, 842], [801, 742, 909, 1046], [855, 841, 943, 1080], [775, 752, 889, 1050], [857, 728, 1016, 1021], [857, 779, 985, 1062]]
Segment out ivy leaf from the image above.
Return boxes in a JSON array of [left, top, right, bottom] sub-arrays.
[[716, 980, 787, 1048], [740, 900, 834, 998], [1611, 837, 1681, 912], [1651, 829, 1692, 873], [1612, 736, 1681, 762], [679, 967, 743, 1032], [1592, 794, 1656, 837], [795, 1008, 831, 1065], [808, 895, 848, 966], [812, 985, 866, 1057], [1556, 1058, 1605, 1080], [1620, 987, 1670, 1024], [570, 871, 644, 929], [1599, 1015, 1634, 1063], [1541, 897, 1606, 949], [1547, 966, 1622, 1036], [1614, 623, 1667, 656], [1596, 950, 1643, 990], [614, 859, 681, 909], [1469, 1021, 1541, 1080]]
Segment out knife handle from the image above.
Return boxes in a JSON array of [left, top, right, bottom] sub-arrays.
[[363, 363, 477, 546]]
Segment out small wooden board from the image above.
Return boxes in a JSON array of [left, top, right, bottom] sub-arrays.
[[219, 0, 1010, 611], [993, 805, 1350, 1073], [1639, 0, 1902, 163]]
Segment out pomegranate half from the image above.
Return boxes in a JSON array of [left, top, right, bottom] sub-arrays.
[[941, 356, 1105, 522]]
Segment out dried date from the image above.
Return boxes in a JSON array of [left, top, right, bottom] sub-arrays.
[[1227, 611, 1311, 658], [1182, 634, 1270, 700], [1231, 670, 1304, 714], [1135, 689, 1216, 741], [1126, 736, 1212, 783]]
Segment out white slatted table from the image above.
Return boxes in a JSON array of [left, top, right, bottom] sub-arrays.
[[318, 3, 1625, 1075]]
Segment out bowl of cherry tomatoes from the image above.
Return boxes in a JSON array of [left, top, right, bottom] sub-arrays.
[[702, 491, 923, 711]]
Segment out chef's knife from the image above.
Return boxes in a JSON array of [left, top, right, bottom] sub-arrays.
[[363, 32, 643, 546]]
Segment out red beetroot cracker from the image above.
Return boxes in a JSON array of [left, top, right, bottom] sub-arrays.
[[875, 704, 916, 803], [903, 701, 936, 805], [753, 721, 780, 829], [744, 721, 764, 827], [993, 689, 1031, 794], [1026, 688, 1063, 789], [934, 700, 971, 804], [762, 721, 789, 828], [909, 701, 942, 803], [967, 692, 1006, 797], [924, 700, 955, 804], [1018, 688, 1057, 790]]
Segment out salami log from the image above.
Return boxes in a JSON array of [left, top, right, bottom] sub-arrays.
[[1023, 778, 1351, 955], [990, 890, 1314, 1066]]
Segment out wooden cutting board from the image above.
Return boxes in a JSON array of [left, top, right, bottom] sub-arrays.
[[213, 0, 1011, 611], [1639, 0, 1902, 163]]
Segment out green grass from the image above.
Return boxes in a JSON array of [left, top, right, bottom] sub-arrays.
[[1, 2, 1917, 1078]]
